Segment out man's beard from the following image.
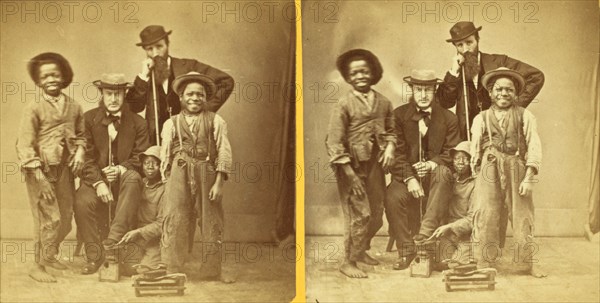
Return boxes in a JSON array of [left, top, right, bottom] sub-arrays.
[[463, 51, 479, 80], [153, 56, 170, 85]]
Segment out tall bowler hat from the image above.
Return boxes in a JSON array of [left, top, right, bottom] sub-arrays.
[[481, 67, 525, 95], [93, 73, 134, 90], [403, 70, 443, 86], [336, 49, 383, 85], [27, 52, 74, 88], [446, 21, 482, 43], [136, 25, 172, 47], [172, 72, 217, 99]]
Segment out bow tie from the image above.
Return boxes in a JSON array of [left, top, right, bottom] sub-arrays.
[[413, 110, 431, 127], [103, 114, 120, 128]]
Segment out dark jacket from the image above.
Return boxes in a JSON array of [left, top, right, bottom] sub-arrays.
[[390, 102, 460, 182], [80, 107, 150, 186], [436, 52, 544, 140], [126, 57, 234, 144]]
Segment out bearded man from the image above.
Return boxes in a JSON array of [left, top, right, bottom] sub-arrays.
[[436, 21, 545, 140]]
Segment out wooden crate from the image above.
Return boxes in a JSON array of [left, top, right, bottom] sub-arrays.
[[443, 268, 497, 292], [132, 275, 187, 297]]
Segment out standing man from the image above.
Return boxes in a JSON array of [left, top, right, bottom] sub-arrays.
[[75, 73, 150, 274], [385, 70, 460, 270], [126, 25, 235, 145], [437, 21, 544, 140]]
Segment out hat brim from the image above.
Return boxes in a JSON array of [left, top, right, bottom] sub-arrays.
[[336, 49, 383, 85], [481, 70, 525, 95], [403, 76, 444, 85], [172, 74, 217, 99], [445, 26, 482, 43], [28, 52, 74, 88], [136, 30, 172, 47], [93, 80, 134, 90]]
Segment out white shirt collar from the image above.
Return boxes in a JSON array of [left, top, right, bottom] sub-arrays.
[[106, 111, 122, 117], [42, 92, 64, 103], [416, 106, 432, 113]]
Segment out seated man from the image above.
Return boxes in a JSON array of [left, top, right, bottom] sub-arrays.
[[118, 145, 165, 274], [75, 73, 150, 274], [430, 141, 476, 268], [385, 70, 460, 270]]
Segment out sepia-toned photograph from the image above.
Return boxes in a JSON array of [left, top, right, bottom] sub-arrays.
[[0, 1, 296, 301], [303, 0, 599, 302]]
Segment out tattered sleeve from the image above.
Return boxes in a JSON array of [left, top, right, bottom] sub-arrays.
[[16, 104, 41, 169], [213, 114, 233, 176], [325, 101, 351, 165]]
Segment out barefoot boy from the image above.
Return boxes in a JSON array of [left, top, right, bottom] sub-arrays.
[[17, 52, 86, 282], [326, 49, 396, 278]]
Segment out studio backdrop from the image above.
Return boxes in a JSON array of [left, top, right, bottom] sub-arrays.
[[0, 0, 296, 242], [303, 0, 599, 237]]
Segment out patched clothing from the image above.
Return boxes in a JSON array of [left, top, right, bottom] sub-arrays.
[[469, 106, 542, 271], [17, 93, 85, 263], [326, 89, 396, 262], [160, 112, 232, 275]]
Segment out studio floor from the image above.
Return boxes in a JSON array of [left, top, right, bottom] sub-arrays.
[[306, 236, 600, 302], [0, 240, 295, 302]]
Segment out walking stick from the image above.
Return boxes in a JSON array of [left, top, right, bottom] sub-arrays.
[[418, 130, 424, 221], [108, 136, 114, 228], [151, 68, 161, 146], [461, 65, 471, 141]]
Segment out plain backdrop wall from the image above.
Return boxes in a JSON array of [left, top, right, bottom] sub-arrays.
[[303, 0, 599, 236], [0, 0, 295, 242]]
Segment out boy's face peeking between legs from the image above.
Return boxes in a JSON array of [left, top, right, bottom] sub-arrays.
[[180, 82, 207, 115], [38, 63, 63, 97], [452, 150, 471, 176], [142, 155, 161, 181], [347, 60, 372, 93]]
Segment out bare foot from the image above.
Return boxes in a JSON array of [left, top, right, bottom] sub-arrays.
[[339, 262, 367, 278], [29, 265, 57, 283], [358, 252, 380, 266], [530, 266, 547, 278], [40, 257, 68, 270], [220, 274, 236, 284]]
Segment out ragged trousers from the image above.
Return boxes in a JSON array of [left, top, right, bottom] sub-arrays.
[[161, 153, 224, 275], [471, 147, 536, 272]]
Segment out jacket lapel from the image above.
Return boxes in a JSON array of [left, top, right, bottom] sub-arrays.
[[91, 108, 110, 166], [117, 110, 135, 163], [402, 105, 420, 162], [428, 103, 445, 154]]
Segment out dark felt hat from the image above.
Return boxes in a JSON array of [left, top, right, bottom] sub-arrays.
[[446, 21, 482, 43], [336, 49, 383, 85], [403, 70, 443, 86], [136, 25, 172, 47], [27, 52, 74, 88], [93, 73, 134, 90], [481, 67, 525, 95], [172, 72, 217, 98]]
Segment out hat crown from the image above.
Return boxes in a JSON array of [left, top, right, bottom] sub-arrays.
[[447, 21, 481, 42], [100, 73, 127, 86], [142, 145, 162, 160], [140, 25, 166, 40], [410, 69, 437, 82], [451, 141, 472, 156]]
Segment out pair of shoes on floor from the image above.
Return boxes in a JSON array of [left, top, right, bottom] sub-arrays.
[[393, 254, 415, 270]]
